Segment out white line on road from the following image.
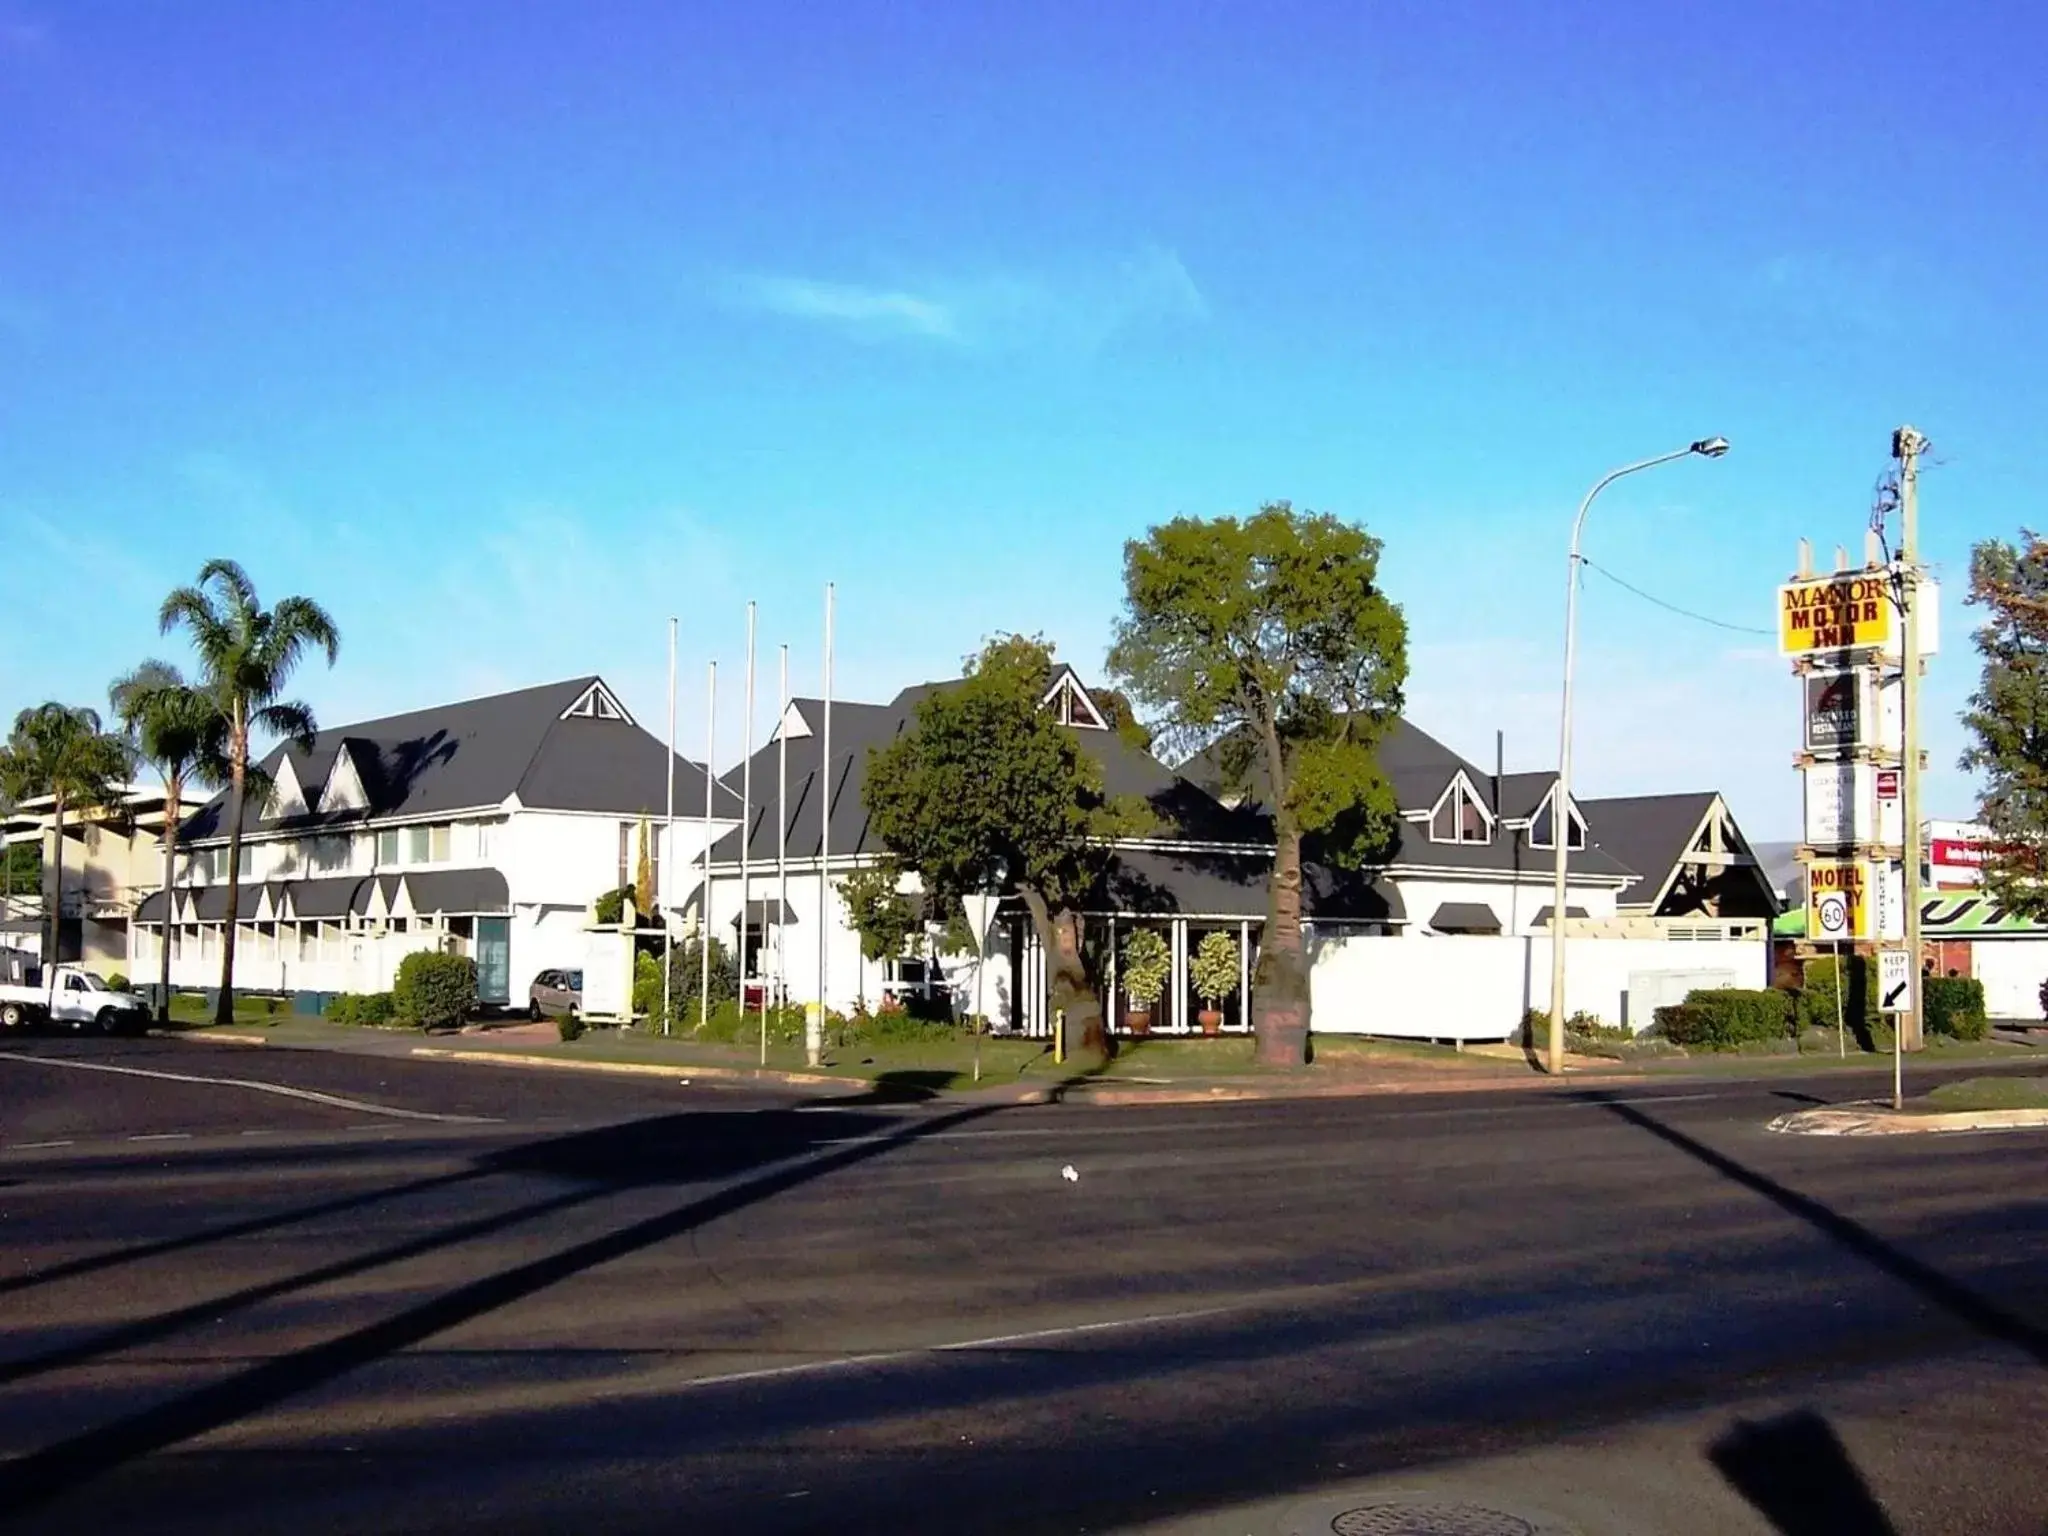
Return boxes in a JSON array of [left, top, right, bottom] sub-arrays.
[[665, 1303, 1240, 1394], [128, 1133, 193, 1142], [10, 1140, 74, 1150], [0, 1054, 496, 1125]]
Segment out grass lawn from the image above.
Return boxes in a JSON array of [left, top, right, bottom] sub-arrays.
[[1913, 1075, 2048, 1113], [437, 1026, 1503, 1093], [163, 992, 300, 1027]]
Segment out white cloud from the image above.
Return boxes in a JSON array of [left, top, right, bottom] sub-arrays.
[[724, 246, 1206, 353], [735, 276, 959, 342]]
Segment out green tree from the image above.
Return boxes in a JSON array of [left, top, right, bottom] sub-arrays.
[[0, 704, 133, 967], [160, 559, 340, 1024], [865, 636, 1145, 1065], [1108, 503, 1408, 1064], [110, 661, 226, 1019], [633, 815, 654, 921], [1961, 532, 2048, 915]]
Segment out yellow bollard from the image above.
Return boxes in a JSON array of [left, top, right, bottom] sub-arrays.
[[1053, 1006, 1065, 1066]]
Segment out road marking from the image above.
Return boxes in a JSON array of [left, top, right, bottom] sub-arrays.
[[11, 1140, 74, 1150], [0, 1054, 495, 1124], [666, 1303, 1239, 1393], [128, 1133, 192, 1142]]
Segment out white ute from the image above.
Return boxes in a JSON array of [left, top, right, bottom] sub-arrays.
[[0, 960, 152, 1035]]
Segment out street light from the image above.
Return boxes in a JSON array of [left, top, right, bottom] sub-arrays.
[[1546, 437, 1730, 1076]]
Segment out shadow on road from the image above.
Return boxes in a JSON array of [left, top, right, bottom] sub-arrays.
[[1591, 1093, 2048, 1367], [0, 1098, 1001, 1517], [1710, 1409, 1899, 1536]]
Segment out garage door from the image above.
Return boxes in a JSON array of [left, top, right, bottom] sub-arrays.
[[1970, 940, 2048, 1020]]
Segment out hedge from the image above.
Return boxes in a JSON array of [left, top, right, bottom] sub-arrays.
[[1924, 976, 1989, 1042], [327, 991, 395, 1026], [394, 951, 478, 1031], [1653, 988, 1794, 1050]]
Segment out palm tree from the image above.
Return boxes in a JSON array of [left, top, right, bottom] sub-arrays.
[[160, 560, 339, 1025], [110, 662, 226, 1021], [0, 705, 133, 969]]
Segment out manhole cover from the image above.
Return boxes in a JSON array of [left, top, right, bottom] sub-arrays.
[[1331, 1504, 1536, 1536]]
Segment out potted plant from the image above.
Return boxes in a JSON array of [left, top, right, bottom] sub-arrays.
[[1120, 928, 1170, 1036], [1190, 931, 1240, 1036]]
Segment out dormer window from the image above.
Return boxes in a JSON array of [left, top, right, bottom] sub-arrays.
[[1528, 787, 1588, 851], [561, 680, 632, 723], [1041, 670, 1108, 731], [1428, 774, 1494, 845]]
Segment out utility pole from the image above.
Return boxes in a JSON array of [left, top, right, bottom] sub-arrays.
[[1895, 426, 1928, 1064]]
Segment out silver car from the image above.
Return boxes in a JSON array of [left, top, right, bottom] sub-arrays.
[[527, 968, 583, 1021]]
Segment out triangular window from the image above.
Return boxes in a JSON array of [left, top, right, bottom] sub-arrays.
[[561, 680, 633, 724], [270, 756, 310, 819], [1041, 670, 1108, 731], [1428, 773, 1495, 845], [321, 745, 370, 813], [1526, 787, 1587, 851]]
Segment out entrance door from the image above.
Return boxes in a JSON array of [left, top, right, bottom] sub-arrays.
[[475, 917, 510, 1005]]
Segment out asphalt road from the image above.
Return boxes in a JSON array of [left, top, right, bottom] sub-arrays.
[[0, 1036, 2044, 1535]]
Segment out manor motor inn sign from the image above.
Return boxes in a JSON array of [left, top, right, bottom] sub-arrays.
[[1779, 574, 1893, 655]]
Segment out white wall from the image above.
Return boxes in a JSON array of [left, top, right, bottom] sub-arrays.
[[1391, 875, 1621, 937], [701, 863, 885, 1014], [1972, 939, 2048, 1019], [1308, 931, 1768, 1039]]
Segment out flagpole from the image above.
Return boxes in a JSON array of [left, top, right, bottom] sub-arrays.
[[700, 660, 716, 1030], [741, 601, 760, 1066], [777, 642, 789, 1027], [810, 582, 833, 1068], [662, 617, 677, 1036]]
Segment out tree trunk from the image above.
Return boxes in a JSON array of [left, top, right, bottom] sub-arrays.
[[157, 775, 181, 1023], [215, 736, 246, 1027], [1019, 887, 1105, 1066], [47, 797, 65, 973], [1253, 808, 1310, 1066]]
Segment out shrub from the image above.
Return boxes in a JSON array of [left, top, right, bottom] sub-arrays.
[[105, 972, 130, 992], [1924, 976, 1989, 1042], [593, 886, 636, 926], [690, 999, 808, 1047], [393, 952, 477, 1031], [327, 991, 395, 1026], [631, 951, 662, 1021], [1190, 932, 1241, 1009], [1797, 956, 1877, 1041], [557, 1011, 585, 1041], [1120, 929, 1171, 1009], [661, 937, 738, 1032], [1521, 1009, 1629, 1052], [1654, 988, 1793, 1050]]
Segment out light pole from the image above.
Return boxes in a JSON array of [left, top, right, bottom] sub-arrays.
[[1547, 437, 1729, 1076]]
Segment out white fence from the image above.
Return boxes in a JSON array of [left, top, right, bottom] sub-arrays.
[[1308, 932, 1769, 1041]]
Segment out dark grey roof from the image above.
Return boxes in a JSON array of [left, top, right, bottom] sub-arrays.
[[1578, 792, 1720, 908], [1381, 824, 1635, 881], [180, 677, 737, 843], [1529, 904, 1589, 925], [137, 868, 510, 922], [708, 686, 1265, 866], [1090, 846, 1402, 923], [730, 898, 796, 928], [1493, 771, 1558, 822], [403, 868, 511, 915], [1428, 901, 1502, 934]]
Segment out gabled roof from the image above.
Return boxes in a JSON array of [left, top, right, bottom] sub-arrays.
[[1578, 791, 1779, 916], [707, 678, 1267, 867], [180, 677, 739, 842], [136, 868, 510, 922]]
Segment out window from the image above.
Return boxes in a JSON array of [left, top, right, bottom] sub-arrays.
[[1429, 777, 1493, 845], [376, 829, 401, 867], [618, 822, 633, 890], [408, 826, 431, 864], [309, 836, 351, 874], [429, 824, 451, 863], [1527, 792, 1587, 851], [474, 820, 496, 859]]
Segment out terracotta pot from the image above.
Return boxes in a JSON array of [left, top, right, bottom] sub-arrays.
[[1124, 1008, 1153, 1036], [1197, 1008, 1224, 1037]]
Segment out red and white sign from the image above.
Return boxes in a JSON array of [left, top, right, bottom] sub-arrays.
[[1875, 768, 1900, 801], [1928, 819, 1992, 888]]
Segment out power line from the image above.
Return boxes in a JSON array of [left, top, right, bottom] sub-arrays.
[[1579, 557, 1774, 635]]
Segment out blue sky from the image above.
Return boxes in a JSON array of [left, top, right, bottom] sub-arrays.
[[2, 1, 2040, 837]]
